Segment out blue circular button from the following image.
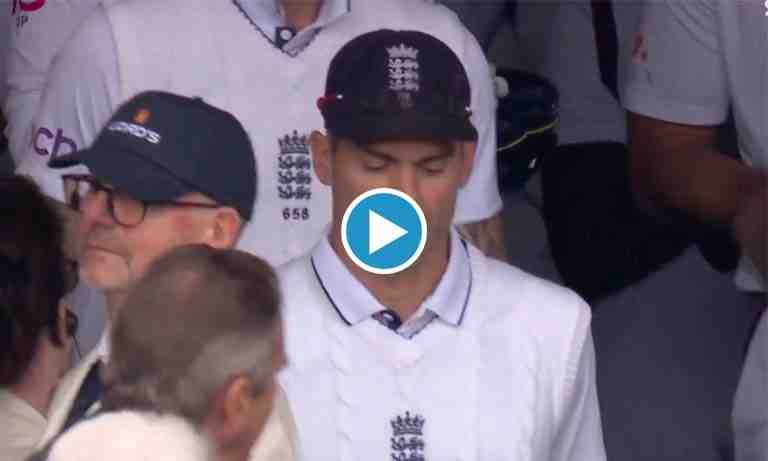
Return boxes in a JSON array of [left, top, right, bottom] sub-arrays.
[[341, 188, 427, 275]]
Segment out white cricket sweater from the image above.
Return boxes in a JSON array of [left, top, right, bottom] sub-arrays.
[[277, 242, 607, 460]]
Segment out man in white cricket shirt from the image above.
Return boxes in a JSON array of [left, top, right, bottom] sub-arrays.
[[277, 29, 607, 460], [15, 0, 504, 265], [622, 1, 767, 459], [32, 91, 297, 461]]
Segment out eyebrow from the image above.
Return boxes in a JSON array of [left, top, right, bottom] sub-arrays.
[[360, 146, 397, 162], [360, 143, 455, 164]]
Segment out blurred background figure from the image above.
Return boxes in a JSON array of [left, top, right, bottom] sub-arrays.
[[0, 174, 77, 460], [4, 0, 124, 356], [437, 0, 515, 52], [464, 0, 763, 459], [0, 3, 12, 176], [621, 1, 767, 459], [4, 0, 120, 167], [36, 245, 285, 461]]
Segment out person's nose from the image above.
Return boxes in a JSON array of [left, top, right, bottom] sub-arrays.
[[391, 166, 420, 201], [80, 190, 115, 228]]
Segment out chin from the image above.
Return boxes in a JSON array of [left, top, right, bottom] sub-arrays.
[[80, 259, 131, 292]]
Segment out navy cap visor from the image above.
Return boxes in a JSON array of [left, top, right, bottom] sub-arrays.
[[49, 147, 194, 203], [325, 110, 477, 145]]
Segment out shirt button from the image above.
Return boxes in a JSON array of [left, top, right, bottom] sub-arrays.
[[280, 28, 294, 41]]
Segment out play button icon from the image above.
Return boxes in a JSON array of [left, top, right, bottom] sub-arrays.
[[368, 210, 408, 254], [341, 188, 427, 275]]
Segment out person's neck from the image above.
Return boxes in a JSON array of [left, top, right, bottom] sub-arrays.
[[280, 0, 323, 30], [330, 227, 451, 322], [105, 290, 129, 325], [10, 341, 59, 416], [215, 440, 251, 461]]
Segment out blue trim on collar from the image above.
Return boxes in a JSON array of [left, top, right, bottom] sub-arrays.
[[310, 256, 352, 326], [311, 236, 474, 330], [230, 0, 351, 57], [456, 239, 472, 326], [230, 0, 315, 57]]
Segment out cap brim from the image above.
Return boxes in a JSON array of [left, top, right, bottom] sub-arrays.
[[48, 149, 90, 169], [51, 146, 193, 203], [326, 111, 477, 145]]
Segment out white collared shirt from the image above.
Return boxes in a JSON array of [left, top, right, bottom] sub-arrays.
[[310, 228, 471, 338], [94, 327, 111, 363]]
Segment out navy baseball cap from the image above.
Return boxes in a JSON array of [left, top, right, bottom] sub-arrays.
[[318, 29, 477, 144], [49, 91, 256, 220]]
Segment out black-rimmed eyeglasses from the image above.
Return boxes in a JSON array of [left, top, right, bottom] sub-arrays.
[[62, 174, 220, 227]]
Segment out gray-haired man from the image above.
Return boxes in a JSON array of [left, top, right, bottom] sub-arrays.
[[37, 244, 285, 461]]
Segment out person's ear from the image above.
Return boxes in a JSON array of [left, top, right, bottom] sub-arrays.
[[204, 207, 242, 249], [206, 376, 257, 447], [458, 141, 477, 187], [310, 130, 333, 186], [56, 300, 70, 343]]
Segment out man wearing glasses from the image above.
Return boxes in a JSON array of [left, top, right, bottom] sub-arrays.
[[32, 91, 296, 460]]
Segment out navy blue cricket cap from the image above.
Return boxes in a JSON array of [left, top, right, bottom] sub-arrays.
[[49, 91, 256, 220], [317, 29, 477, 144]]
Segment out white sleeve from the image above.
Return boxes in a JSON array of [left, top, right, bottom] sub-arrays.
[[733, 309, 768, 461], [621, 0, 728, 125], [4, 0, 104, 165], [552, 330, 607, 461], [14, 5, 121, 202], [453, 27, 503, 224]]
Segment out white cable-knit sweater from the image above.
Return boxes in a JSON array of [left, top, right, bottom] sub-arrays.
[[277, 242, 607, 461]]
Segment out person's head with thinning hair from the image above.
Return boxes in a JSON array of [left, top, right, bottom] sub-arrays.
[[99, 244, 284, 461]]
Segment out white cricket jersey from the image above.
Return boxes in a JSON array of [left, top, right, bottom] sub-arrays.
[[4, 0, 120, 165], [277, 231, 606, 460], [621, 0, 767, 293], [15, 0, 501, 268]]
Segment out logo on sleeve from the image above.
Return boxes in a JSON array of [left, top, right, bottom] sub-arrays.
[[32, 126, 77, 159]]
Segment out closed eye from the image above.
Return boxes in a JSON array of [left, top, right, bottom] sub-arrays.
[[361, 151, 393, 171], [363, 158, 390, 171], [419, 157, 450, 174]]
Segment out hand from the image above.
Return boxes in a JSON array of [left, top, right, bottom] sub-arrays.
[[733, 183, 767, 283]]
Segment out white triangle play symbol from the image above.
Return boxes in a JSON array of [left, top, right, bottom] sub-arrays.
[[369, 210, 408, 255]]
